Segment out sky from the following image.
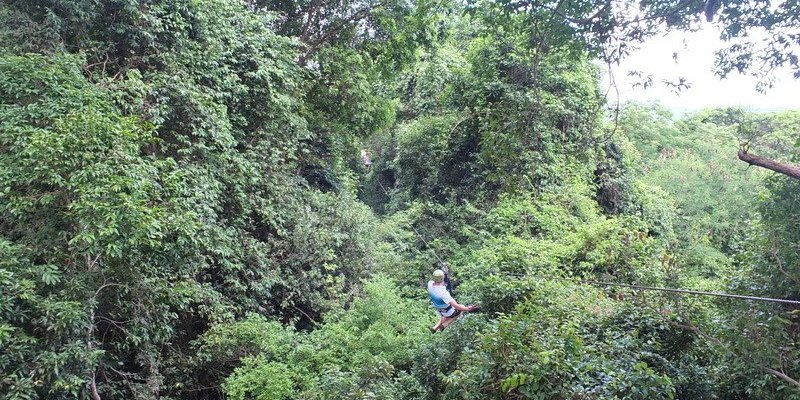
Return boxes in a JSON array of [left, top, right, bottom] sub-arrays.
[[602, 26, 800, 114]]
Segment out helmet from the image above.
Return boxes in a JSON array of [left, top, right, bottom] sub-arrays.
[[432, 269, 445, 282]]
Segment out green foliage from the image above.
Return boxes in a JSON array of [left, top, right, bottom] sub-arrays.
[[210, 277, 434, 399], [224, 359, 295, 400], [619, 103, 769, 264], [411, 279, 717, 400], [470, 0, 800, 84], [3, 0, 800, 399], [408, 179, 667, 314], [618, 102, 800, 398], [0, 1, 390, 397], [398, 43, 469, 117], [394, 114, 461, 200], [378, 14, 605, 205], [0, 53, 198, 399]]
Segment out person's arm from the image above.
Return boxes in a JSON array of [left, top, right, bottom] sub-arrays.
[[449, 299, 475, 312]]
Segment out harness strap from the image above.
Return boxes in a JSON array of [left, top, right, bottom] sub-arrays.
[[441, 263, 454, 293]]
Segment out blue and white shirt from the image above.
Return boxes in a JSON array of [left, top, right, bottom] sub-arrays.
[[428, 280, 454, 309]]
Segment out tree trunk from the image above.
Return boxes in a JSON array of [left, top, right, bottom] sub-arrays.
[[738, 150, 800, 180]]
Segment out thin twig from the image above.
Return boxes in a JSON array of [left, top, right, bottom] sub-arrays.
[[543, 0, 610, 25], [771, 245, 800, 287], [292, 305, 320, 327]]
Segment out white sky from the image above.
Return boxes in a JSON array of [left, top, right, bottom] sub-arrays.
[[602, 26, 800, 113]]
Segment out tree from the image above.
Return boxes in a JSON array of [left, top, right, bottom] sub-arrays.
[[471, 0, 800, 81], [0, 1, 391, 398]]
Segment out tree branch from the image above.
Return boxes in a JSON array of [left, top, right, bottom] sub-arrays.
[[666, 316, 800, 390], [771, 246, 800, 287], [738, 150, 800, 180], [298, 0, 390, 65], [292, 305, 320, 327], [544, 0, 610, 25], [618, 0, 697, 29], [763, 367, 800, 389], [299, 0, 321, 44], [666, 318, 722, 346]]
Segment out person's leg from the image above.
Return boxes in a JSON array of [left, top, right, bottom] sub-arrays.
[[439, 308, 463, 331], [432, 316, 445, 332], [439, 315, 457, 330]]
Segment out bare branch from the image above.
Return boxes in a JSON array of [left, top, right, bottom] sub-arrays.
[[666, 318, 723, 346], [738, 150, 800, 180], [771, 246, 800, 287], [292, 305, 320, 327], [763, 367, 800, 389], [95, 282, 128, 299], [86, 253, 102, 272]]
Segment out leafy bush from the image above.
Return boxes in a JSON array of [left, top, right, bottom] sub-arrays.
[[210, 277, 434, 399]]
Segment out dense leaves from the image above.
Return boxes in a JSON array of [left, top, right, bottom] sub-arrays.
[[0, 1, 384, 398], [1, 0, 798, 399]]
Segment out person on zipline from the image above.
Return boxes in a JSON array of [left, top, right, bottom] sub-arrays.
[[360, 149, 372, 170], [428, 269, 478, 333]]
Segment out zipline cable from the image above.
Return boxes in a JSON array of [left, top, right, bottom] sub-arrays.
[[365, 165, 800, 306], [494, 272, 800, 306], [371, 170, 455, 291], [373, 177, 448, 266], [576, 278, 800, 306]]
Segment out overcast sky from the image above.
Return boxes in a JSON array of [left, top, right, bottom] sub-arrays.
[[602, 26, 800, 113]]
